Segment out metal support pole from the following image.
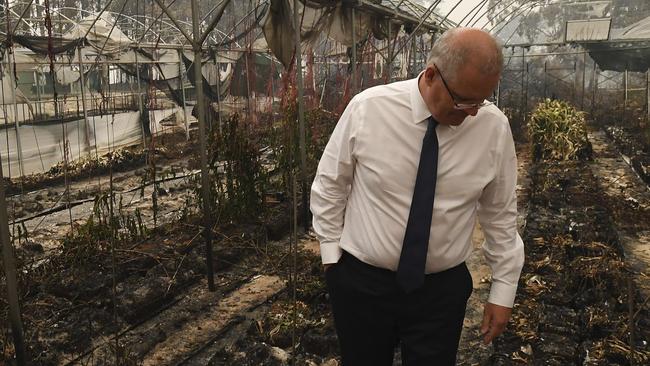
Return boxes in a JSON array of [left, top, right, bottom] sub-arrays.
[[34, 71, 42, 116], [387, 20, 392, 82], [244, 46, 253, 126], [521, 47, 526, 123], [214, 51, 223, 136], [0, 156, 26, 366], [581, 51, 586, 110], [592, 62, 598, 115], [646, 70, 649, 122], [178, 50, 190, 141], [525, 61, 529, 116], [294, 0, 309, 231], [134, 51, 146, 147], [351, 7, 357, 94], [543, 60, 547, 98], [496, 80, 500, 108], [77, 47, 91, 152], [191, 0, 215, 291], [7, 52, 24, 177], [410, 35, 416, 77], [623, 68, 628, 112], [152, 0, 194, 45]]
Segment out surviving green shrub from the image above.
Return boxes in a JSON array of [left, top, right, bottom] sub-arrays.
[[528, 99, 592, 161]]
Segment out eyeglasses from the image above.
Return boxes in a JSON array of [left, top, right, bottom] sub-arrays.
[[434, 64, 494, 110]]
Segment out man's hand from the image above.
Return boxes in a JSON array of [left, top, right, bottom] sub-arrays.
[[480, 302, 512, 344]]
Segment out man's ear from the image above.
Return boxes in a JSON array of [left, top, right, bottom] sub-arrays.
[[423, 66, 436, 84]]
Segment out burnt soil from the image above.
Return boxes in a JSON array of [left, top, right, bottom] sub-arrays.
[[2, 124, 650, 365]]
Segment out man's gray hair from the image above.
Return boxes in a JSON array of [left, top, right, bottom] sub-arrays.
[[426, 28, 503, 82]]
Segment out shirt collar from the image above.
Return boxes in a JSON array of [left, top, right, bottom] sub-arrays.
[[410, 71, 432, 125]]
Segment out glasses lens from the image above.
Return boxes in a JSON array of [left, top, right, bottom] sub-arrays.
[[454, 100, 493, 110]]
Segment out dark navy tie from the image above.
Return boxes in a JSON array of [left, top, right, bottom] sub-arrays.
[[396, 116, 439, 293]]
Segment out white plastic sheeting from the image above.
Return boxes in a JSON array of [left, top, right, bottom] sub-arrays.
[[586, 15, 650, 72], [0, 67, 32, 107], [0, 107, 187, 178], [261, 0, 377, 67], [53, 47, 94, 85], [65, 14, 133, 53], [615, 15, 650, 39]]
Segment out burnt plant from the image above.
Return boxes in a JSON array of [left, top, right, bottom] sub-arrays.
[[61, 194, 149, 268], [12, 222, 29, 247], [268, 102, 338, 195], [270, 100, 298, 195], [195, 113, 266, 224]]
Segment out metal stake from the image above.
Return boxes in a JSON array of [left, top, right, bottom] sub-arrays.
[[34, 70, 42, 116], [191, 0, 215, 291], [387, 20, 392, 82], [645, 70, 650, 123], [134, 51, 146, 147], [521, 47, 526, 122], [543, 60, 547, 98], [0, 152, 26, 366], [581, 51, 586, 110], [623, 68, 628, 112], [7, 51, 24, 177], [592, 62, 598, 115], [294, 0, 309, 231], [77, 46, 92, 152], [351, 7, 357, 94], [178, 49, 190, 141]]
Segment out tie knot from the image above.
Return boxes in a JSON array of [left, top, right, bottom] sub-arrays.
[[426, 117, 438, 137]]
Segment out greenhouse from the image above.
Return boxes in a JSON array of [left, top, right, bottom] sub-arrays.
[[0, 0, 649, 365]]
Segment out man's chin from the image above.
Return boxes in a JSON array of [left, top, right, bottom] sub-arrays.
[[447, 116, 468, 126], [433, 113, 468, 126]]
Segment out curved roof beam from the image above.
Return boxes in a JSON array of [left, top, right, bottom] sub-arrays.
[[198, 0, 231, 45], [474, 0, 521, 28], [78, 0, 115, 40], [10, 0, 34, 35], [391, 0, 444, 58], [501, 4, 539, 46], [135, 0, 180, 45], [6, 2, 179, 46], [3, 2, 37, 35], [488, 0, 544, 34], [460, 0, 489, 27], [440, 0, 464, 25], [201, 0, 228, 23], [151, 0, 193, 45]]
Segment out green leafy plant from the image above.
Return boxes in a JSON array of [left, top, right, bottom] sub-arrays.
[[528, 99, 592, 161]]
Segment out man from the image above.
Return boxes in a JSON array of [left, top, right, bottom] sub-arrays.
[[310, 28, 525, 365]]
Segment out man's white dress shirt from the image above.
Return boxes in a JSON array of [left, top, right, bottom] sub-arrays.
[[310, 75, 525, 307]]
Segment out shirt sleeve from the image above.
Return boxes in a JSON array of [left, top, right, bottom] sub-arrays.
[[477, 121, 525, 308], [310, 97, 361, 264]]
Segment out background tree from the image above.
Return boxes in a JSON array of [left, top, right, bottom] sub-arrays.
[[488, 0, 650, 44]]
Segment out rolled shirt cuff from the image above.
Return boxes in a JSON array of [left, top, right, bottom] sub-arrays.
[[487, 280, 519, 308], [320, 241, 343, 265]]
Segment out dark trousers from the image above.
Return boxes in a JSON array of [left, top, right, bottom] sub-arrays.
[[325, 251, 473, 366]]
